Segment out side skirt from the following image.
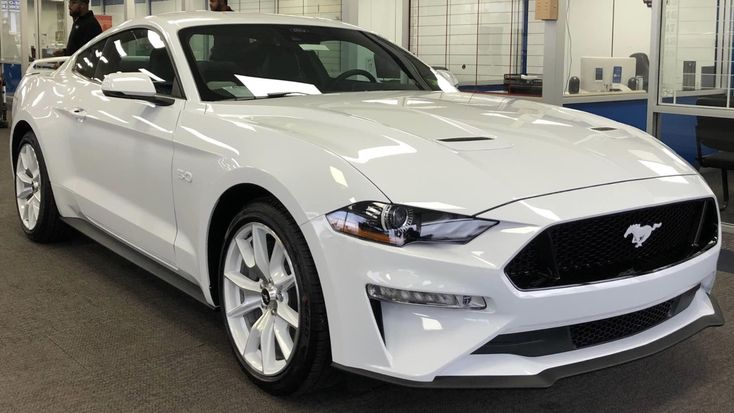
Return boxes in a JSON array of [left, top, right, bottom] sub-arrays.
[[62, 217, 214, 309]]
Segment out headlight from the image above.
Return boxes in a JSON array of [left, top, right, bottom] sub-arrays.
[[326, 201, 498, 247]]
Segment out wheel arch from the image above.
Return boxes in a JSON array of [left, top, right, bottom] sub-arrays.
[[10, 120, 34, 168], [206, 183, 291, 306]]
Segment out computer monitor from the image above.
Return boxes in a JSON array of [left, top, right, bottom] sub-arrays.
[[579, 57, 637, 93]]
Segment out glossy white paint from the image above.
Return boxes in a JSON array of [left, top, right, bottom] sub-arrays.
[[10, 12, 722, 385]]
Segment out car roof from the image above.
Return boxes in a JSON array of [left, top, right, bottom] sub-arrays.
[[123, 11, 360, 32]]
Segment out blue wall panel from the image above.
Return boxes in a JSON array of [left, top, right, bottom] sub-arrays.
[[564, 99, 648, 131], [658, 112, 700, 165]]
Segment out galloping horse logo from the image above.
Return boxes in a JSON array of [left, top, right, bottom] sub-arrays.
[[624, 223, 662, 248]]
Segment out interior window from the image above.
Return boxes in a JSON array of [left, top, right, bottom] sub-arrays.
[[93, 28, 180, 97], [73, 40, 107, 80]]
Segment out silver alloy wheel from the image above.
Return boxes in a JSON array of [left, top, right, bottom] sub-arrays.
[[223, 222, 300, 376], [15, 144, 42, 231]]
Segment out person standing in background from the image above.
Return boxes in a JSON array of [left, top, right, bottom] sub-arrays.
[[210, 0, 234, 12], [59, 0, 102, 56]]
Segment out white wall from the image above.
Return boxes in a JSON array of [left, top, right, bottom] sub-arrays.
[[105, 3, 126, 25], [352, 0, 409, 48], [151, 0, 179, 14], [229, 0, 276, 13], [565, 0, 651, 80], [278, 0, 342, 19]]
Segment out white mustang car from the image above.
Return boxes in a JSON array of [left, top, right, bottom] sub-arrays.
[[10, 12, 723, 394]]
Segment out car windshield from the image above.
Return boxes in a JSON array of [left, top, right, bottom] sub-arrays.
[[179, 24, 445, 101]]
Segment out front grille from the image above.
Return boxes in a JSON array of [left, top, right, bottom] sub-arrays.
[[505, 198, 718, 290], [473, 286, 699, 357]]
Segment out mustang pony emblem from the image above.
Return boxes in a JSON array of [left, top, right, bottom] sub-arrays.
[[624, 223, 662, 248]]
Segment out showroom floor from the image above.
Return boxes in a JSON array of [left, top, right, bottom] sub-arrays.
[[1, 129, 733, 412]]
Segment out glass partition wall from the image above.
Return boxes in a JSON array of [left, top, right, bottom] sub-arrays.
[[409, 0, 542, 87], [658, 0, 724, 106], [649, 0, 734, 225], [1, 0, 22, 63]]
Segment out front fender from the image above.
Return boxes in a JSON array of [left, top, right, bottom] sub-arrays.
[[170, 103, 389, 304]]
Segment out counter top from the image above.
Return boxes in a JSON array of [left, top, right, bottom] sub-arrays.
[[563, 90, 648, 104]]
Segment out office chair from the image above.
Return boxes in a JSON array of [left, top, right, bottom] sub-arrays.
[[695, 95, 734, 210], [630, 53, 649, 90]]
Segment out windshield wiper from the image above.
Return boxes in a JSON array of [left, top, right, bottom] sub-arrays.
[[263, 92, 311, 98], [215, 92, 312, 102], [216, 96, 256, 101]]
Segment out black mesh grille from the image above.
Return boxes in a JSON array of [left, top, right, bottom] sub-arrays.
[[505, 198, 718, 290], [472, 286, 699, 357], [570, 298, 675, 348]]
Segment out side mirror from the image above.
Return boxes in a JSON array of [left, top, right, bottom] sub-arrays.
[[434, 68, 459, 87], [101, 72, 174, 106]]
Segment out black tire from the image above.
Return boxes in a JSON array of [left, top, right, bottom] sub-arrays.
[[13, 131, 67, 243], [218, 199, 334, 395]]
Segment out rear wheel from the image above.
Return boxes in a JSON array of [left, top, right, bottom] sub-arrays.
[[13, 131, 66, 242], [218, 200, 333, 395]]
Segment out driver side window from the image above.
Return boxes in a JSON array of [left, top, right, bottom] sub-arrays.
[[73, 40, 107, 80], [94, 28, 181, 98]]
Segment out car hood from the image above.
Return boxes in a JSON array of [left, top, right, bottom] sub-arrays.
[[210, 91, 696, 215]]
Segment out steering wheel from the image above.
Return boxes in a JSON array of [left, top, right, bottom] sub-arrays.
[[332, 69, 377, 84]]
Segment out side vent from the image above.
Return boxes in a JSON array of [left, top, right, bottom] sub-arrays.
[[369, 299, 386, 343]]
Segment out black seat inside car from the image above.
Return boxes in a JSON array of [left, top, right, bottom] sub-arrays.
[[149, 49, 174, 81], [260, 48, 303, 82], [119, 56, 150, 73], [197, 60, 240, 84], [148, 48, 176, 95]]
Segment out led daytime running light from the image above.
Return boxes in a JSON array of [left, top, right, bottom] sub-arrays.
[[366, 284, 486, 310]]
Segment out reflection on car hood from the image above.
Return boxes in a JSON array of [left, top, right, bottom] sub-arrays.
[[211, 91, 696, 215]]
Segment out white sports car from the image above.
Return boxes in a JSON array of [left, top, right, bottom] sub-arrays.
[[10, 12, 724, 394]]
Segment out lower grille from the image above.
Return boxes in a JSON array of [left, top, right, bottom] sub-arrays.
[[570, 296, 676, 348], [505, 198, 718, 290], [473, 286, 699, 357]]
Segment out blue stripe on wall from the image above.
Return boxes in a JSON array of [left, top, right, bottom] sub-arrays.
[[564, 99, 648, 131]]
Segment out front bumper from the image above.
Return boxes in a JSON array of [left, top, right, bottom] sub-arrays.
[[333, 293, 724, 388], [300, 174, 724, 385]]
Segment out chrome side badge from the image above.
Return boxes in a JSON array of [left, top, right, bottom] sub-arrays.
[[176, 169, 193, 183], [624, 223, 662, 248]]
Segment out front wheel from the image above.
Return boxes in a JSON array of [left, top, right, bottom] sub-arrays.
[[13, 131, 66, 242], [218, 200, 333, 395]]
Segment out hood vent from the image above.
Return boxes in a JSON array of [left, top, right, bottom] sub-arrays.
[[438, 137, 495, 142], [590, 127, 618, 132], [436, 136, 511, 151]]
